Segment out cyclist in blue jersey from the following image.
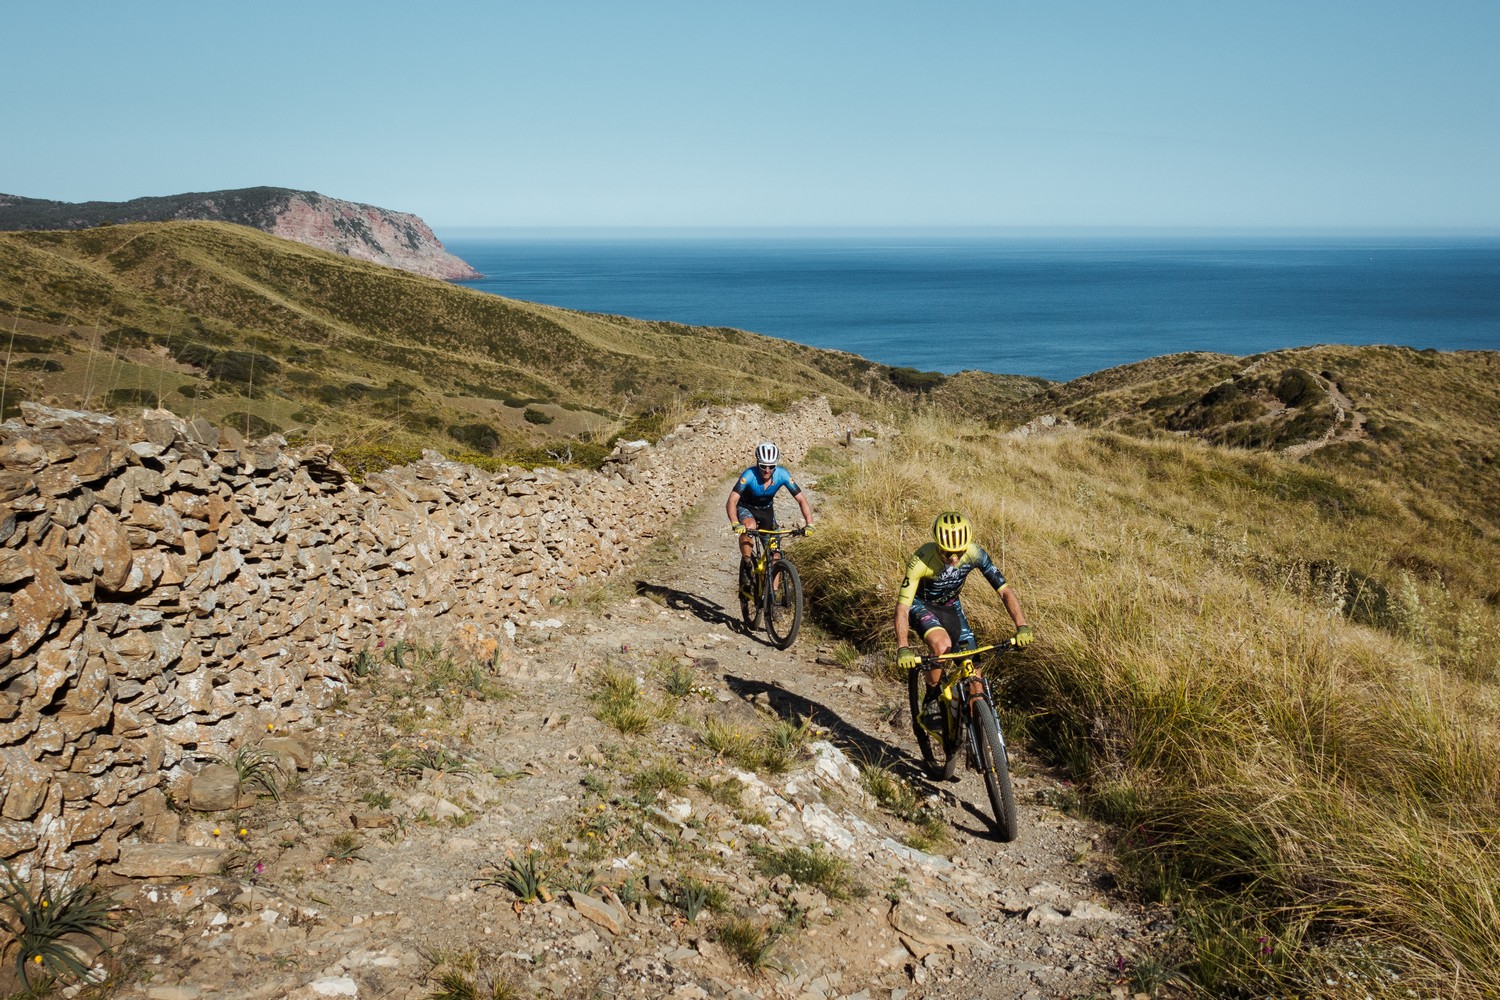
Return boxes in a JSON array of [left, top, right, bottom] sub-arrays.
[[895, 511, 1033, 731], [727, 441, 815, 569]]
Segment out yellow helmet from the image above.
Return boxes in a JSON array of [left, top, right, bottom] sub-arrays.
[[932, 511, 971, 553]]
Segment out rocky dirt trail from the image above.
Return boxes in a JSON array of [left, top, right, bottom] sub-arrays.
[[1280, 374, 1369, 459], [95, 467, 1168, 1000]]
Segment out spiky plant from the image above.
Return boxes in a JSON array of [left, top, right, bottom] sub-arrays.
[[673, 878, 712, 924], [382, 745, 472, 777], [476, 852, 550, 904], [1, 861, 117, 988], [210, 744, 287, 801], [714, 915, 783, 972]]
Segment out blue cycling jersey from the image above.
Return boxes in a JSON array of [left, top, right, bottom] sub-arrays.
[[732, 466, 801, 506]]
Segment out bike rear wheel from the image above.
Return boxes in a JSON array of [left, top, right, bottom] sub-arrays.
[[765, 559, 803, 649], [971, 700, 1019, 842]]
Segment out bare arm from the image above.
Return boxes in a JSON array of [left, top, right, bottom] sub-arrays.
[[997, 584, 1027, 629], [726, 490, 742, 525], [795, 491, 813, 527], [895, 601, 911, 649]]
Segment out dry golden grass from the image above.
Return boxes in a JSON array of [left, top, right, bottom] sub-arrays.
[[801, 409, 1500, 996]]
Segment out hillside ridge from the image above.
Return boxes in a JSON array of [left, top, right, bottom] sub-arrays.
[[0, 222, 1046, 465], [1006, 343, 1500, 535], [0, 187, 480, 281]]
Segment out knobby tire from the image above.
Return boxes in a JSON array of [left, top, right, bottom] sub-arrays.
[[765, 559, 803, 649], [738, 559, 759, 632], [972, 699, 1019, 842], [906, 668, 940, 778], [940, 712, 962, 782]]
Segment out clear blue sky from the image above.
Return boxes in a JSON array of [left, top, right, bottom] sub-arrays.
[[4, 1, 1497, 230]]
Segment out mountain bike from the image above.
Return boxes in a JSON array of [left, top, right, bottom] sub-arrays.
[[907, 639, 1020, 841], [737, 526, 805, 649]]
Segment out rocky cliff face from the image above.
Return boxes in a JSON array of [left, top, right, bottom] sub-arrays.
[[258, 191, 481, 281], [0, 188, 480, 281]]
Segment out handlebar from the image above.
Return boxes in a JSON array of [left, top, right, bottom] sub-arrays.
[[919, 637, 1019, 665], [733, 525, 806, 537]]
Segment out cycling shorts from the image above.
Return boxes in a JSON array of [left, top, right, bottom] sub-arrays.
[[736, 504, 777, 528], [908, 599, 976, 651]]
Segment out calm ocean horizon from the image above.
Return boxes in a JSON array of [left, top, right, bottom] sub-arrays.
[[439, 231, 1500, 383]]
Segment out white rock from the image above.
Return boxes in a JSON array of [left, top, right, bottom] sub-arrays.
[[1026, 902, 1067, 926], [879, 838, 953, 870], [800, 802, 856, 852], [1067, 900, 1125, 922]]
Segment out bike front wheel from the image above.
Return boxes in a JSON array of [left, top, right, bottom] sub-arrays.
[[738, 559, 759, 632], [764, 559, 803, 649], [906, 668, 941, 778], [971, 699, 1019, 842]]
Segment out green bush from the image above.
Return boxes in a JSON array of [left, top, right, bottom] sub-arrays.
[[333, 442, 423, 480], [2, 333, 64, 353], [0, 385, 28, 420], [168, 343, 281, 387], [103, 387, 162, 409], [449, 422, 501, 453], [502, 440, 611, 470], [1, 860, 116, 988], [106, 325, 155, 347], [221, 412, 281, 438], [1274, 367, 1322, 408], [887, 366, 947, 394]]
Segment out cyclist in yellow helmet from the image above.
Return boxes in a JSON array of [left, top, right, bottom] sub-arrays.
[[895, 512, 1034, 731]]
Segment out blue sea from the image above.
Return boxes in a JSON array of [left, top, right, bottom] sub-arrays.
[[440, 231, 1500, 383]]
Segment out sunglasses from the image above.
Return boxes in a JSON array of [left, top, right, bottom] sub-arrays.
[[757, 464, 775, 472]]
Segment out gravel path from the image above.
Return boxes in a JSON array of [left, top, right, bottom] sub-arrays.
[[100, 465, 1171, 1000]]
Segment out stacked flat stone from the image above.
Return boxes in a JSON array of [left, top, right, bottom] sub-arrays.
[[0, 398, 843, 882]]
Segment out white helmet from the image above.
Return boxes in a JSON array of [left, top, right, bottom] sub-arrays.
[[755, 441, 780, 466]]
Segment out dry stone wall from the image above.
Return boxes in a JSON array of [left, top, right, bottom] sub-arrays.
[[0, 398, 845, 882]]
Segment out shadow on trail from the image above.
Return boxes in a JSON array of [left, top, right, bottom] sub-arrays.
[[723, 673, 1010, 842], [952, 801, 998, 840], [633, 580, 737, 629], [632, 581, 781, 648], [723, 673, 933, 788]]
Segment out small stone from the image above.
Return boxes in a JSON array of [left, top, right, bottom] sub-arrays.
[[1026, 902, 1067, 926], [569, 890, 624, 934], [146, 988, 202, 1000], [114, 845, 227, 878]]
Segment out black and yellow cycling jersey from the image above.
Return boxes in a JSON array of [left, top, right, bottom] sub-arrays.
[[897, 542, 1008, 608]]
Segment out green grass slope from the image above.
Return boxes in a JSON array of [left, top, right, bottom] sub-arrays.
[[0, 221, 1044, 468]]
